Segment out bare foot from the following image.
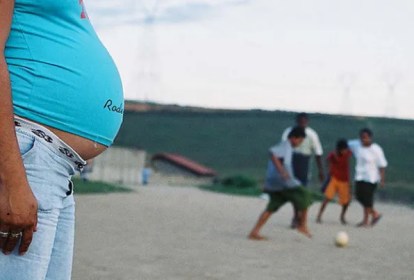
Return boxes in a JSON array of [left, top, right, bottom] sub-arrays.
[[316, 217, 322, 224], [248, 233, 268, 241], [371, 214, 382, 226], [297, 226, 312, 238], [356, 222, 370, 228]]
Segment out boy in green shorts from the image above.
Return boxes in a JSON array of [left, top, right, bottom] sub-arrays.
[[248, 127, 313, 240]]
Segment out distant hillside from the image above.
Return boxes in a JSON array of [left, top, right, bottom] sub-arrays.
[[124, 100, 225, 113], [115, 101, 414, 192]]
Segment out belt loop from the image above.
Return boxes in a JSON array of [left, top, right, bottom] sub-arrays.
[[66, 180, 74, 196]]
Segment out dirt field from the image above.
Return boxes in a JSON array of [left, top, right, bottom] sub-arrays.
[[73, 185, 413, 280]]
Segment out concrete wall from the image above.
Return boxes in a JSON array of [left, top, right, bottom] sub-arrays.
[[82, 148, 215, 187], [86, 147, 146, 186]]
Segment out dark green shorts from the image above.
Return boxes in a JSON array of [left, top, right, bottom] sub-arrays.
[[266, 187, 312, 213]]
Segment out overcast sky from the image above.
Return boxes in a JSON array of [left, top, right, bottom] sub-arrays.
[[87, 0, 414, 119]]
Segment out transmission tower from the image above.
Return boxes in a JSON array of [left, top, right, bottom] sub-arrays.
[[382, 72, 401, 118], [339, 73, 356, 116], [131, 0, 163, 103]]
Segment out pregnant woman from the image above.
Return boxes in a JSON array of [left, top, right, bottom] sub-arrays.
[[0, 1, 124, 279]]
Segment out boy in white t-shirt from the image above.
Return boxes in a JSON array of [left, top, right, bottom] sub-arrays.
[[281, 113, 325, 185], [281, 113, 324, 228], [348, 128, 388, 227]]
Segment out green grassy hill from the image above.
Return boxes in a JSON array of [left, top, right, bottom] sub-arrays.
[[114, 107, 413, 196]]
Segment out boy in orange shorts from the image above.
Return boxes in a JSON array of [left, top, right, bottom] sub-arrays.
[[316, 139, 352, 225]]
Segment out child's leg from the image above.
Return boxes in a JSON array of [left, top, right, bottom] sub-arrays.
[[337, 180, 351, 225], [316, 199, 330, 223], [367, 186, 382, 226], [340, 203, 349, 225], [358, 208, 381, 227], [248, 192, 285, 240], [297, 211, 312, 238], [368, 208, 382, 226], [297, 208, 312, 238], [317, 177, 336, 223], [291, 205, 299, 229], [363, 208, 370, 225], [248, 211, 273, 240], [288, 187, 312, 237], [356, 181, 378, 227], [357, 207, 370, 227]]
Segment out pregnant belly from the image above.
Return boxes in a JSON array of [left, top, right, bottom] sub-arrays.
[[42, 124, 107, 160]]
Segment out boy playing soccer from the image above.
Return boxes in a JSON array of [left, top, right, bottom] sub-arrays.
[[248, 127, 313, 240], [316, 139, 352, 224]]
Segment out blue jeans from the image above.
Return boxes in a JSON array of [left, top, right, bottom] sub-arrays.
[[0, 119, 85, 280]]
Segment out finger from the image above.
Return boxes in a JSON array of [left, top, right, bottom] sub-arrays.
[[2, 230, 22, 255], [19, 227, 34, 256], [0, 225, 10, 250]]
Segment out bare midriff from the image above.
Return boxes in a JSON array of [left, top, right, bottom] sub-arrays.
[[45, 126, 107, 160], [42, 124, 107, 160], [18, 116, 107, 160]]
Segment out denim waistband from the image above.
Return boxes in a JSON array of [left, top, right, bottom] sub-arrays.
[[14, 116, 86, 171]]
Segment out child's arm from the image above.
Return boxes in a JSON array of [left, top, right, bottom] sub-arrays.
[[375, 145, 387, 188], [379, 167, 386, 187], [270, 154, 290, 181], [315, 155, 325, 182]]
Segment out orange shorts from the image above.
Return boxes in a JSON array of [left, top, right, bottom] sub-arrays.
[[324, 176, 351, 205]]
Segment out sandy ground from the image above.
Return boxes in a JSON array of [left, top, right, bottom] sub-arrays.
[[72, 185, 413, 280]]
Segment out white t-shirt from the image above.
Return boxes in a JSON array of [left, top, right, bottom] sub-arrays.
[[348, 139, 388, 183], [281, 126, 323, 156]]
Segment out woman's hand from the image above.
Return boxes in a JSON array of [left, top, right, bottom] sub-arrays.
[[0, 176, 38, 256]]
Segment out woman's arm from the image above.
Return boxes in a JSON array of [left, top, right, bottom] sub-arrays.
[[0, 0, 38, 256]]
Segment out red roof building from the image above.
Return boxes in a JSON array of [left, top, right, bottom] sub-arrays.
[[151, 153, 217, 177]]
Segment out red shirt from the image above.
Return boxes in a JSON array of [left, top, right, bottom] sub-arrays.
[[327, 150, 352, 182]]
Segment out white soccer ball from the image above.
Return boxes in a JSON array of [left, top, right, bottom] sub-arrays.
[[335, 231, 349, 247]]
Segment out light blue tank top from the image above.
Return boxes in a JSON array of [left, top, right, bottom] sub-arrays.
[[5, 0, 124, 146]]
